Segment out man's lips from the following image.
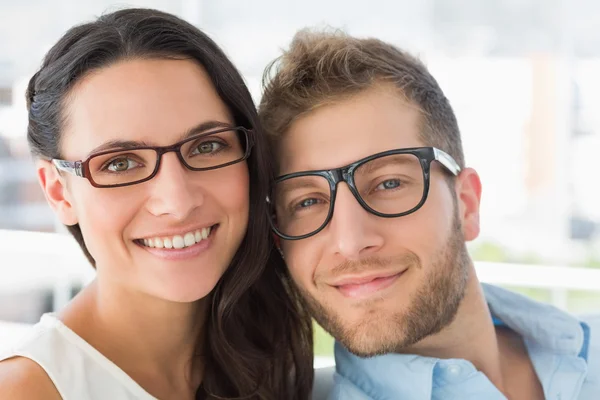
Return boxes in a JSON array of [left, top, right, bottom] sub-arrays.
[[331, 270, 406, 299], [329, 270, 405, 286]]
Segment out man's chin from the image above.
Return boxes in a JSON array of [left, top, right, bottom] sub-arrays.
[[306, 297, 411, 357], [328, 315, 414, 358], [340, 339, 399, 358]]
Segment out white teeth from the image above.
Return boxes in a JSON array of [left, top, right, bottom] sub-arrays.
[[172, 235, 185, 249], [184, 233, 195, 247], [140, 226, 214, 250]]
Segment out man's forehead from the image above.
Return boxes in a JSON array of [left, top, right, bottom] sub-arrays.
[[276, 88, 424, 175]]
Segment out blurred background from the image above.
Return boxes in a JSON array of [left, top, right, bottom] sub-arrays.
[[1, 0, 599, 362]]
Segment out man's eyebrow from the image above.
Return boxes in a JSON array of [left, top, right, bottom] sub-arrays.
[[85, 120, 234, 157], [360, 154, 418, 174]]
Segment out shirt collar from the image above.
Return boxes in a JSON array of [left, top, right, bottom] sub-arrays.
[[482, 283, 586, 357], [334, 342, 437, 399]]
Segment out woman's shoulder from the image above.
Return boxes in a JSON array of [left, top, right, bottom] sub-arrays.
[[0, 314, 74, 399], [0, 356, 62, 399]]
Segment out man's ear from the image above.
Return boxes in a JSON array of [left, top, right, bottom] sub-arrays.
[[455, 167, 482, 241], [37, 160, 78, 226]]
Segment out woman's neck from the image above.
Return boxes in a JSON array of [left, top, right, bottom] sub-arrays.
[[60, 279, 208, 398]]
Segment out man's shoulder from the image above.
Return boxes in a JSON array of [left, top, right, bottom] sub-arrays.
[[580, 314, 600, 330], [578, 314, 600, 371], [574, 314, 600, 398], [579, 314, 600, 355]]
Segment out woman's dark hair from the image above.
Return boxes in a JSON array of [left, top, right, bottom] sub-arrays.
[[26, 8, 313, 399]]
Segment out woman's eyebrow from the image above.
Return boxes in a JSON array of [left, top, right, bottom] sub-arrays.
[[85, 120, 234, 157]]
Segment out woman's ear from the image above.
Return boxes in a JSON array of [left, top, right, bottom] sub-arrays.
[[37, 160, 78, 226]]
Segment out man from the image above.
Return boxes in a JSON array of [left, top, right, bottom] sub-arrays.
[[259, 30, 600, 399]]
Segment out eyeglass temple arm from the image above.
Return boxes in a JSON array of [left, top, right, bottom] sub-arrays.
[[52, 159, 84, 177], [433, 148, 461, 176]]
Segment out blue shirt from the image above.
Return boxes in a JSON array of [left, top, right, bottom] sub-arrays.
[[329, 284, 600, 399]]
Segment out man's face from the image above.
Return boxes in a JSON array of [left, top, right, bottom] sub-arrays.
[[277, 85, 481, 357]]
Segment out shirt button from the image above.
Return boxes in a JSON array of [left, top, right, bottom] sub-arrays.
[[446, 363, 463, 379]]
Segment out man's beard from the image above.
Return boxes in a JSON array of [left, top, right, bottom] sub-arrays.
[[296, 209, 470, 357]]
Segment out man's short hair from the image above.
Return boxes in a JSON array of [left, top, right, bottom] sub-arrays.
[[259, 29, 465, 171]]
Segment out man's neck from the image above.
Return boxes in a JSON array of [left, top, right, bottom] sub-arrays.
[[400, 272, 543, 399], [61, 279, 207, 399], [404, 275, 504, 384]]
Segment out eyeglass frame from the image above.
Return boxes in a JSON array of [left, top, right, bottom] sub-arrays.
[[267, 146, 461, 241], [51, 126, 253, 188]]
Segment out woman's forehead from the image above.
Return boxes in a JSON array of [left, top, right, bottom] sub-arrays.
[[60, 58, 233, 159]]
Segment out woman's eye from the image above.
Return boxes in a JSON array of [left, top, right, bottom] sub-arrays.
[[193, 141, 223, 155], [107, 158, 141, 172]]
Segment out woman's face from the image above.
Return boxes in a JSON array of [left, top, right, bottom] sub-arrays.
[[42, 58, 250, 302]]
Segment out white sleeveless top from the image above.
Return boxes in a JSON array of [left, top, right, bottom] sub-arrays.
[[0, 313, 158, 400]]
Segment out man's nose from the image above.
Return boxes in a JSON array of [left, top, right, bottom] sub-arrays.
[[326, 184, 384, 260]]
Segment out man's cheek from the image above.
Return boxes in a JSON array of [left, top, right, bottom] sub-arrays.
[[285, 245, 318, 285], [286, 260, 307, 287]]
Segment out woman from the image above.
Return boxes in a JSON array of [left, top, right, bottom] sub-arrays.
[[0, 8, 313, 400]]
